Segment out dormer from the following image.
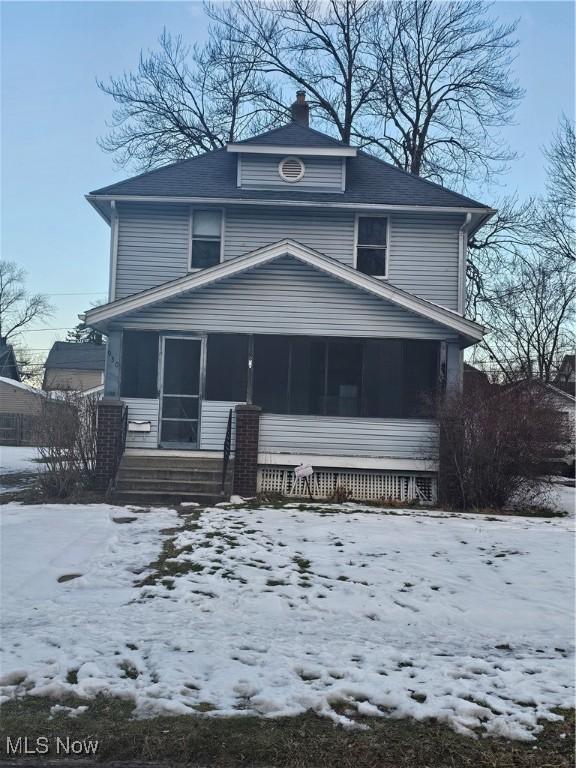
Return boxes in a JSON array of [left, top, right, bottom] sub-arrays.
[[227, 92, 356, 193]]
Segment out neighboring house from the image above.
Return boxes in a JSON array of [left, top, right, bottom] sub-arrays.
[[0, 376, 45, 445], [0, 342, 20, 382], [503, 379, 575, 474], [83, 92, 493, 502], [554, 354, 575, 396], [463, 363, 492, 395], [43, 342, 106, 392]]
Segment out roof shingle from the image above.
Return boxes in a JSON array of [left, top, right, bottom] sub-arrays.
[[90, 123, 489, 209], [45, 342, 106, 372]]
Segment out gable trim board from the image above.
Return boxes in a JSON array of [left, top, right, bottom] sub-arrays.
[[84, 239, 483, 344], [226, 144, 357, 157]]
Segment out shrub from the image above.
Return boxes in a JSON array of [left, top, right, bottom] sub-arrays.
[[436, 386, 567, 510], [36, 392, 98, 498]]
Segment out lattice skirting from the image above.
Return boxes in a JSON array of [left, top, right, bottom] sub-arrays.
[[258, 466, 437, 503]]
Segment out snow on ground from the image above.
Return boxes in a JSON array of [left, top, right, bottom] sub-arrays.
[[0, 446, 40, 474], [0, 503, 573, 741], [548, 478, 575, 516]]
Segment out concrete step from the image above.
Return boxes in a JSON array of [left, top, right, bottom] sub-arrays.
[[111, 489, 226, 506], [117, 467, 224, 482], [122, 455, 228, 471], [115, 478, 230, 493]]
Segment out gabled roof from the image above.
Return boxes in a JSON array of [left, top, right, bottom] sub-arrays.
[[501, 378, 576, 404], [89, 122, 490, 212], [84, 239, 484, 345], [44, 342, 106, 372]]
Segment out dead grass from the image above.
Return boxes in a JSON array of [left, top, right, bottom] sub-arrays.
[[0, 696, 572, 767]]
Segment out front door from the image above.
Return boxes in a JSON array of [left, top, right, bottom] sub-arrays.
[[159, 336, 203, 448]]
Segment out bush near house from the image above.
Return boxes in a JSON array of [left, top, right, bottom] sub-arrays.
[[35, 392, 98, 498], [437, 387, 567, 511]]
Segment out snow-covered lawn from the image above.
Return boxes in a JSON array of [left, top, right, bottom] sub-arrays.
[[548, 478, 575, 516], [0, 503, 573, 742], [0, 446, 40, 474]]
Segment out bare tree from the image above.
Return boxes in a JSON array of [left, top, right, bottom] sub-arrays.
[[476, 250, 575, 383], [466, 195, 535, 317], [99, 27, 285, 169], [208, 0, 382, 144], [99, 1, 522, 189], [0, 260, 53, 348], [364, 0, 523, 187], [534, 115, 576, 264]]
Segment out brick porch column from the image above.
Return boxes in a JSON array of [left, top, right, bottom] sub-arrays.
[[233, 404, 262, 497], [95, 398, 125, 491]]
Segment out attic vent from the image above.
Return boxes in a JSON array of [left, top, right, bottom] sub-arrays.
[[278, 156, 305, 183]]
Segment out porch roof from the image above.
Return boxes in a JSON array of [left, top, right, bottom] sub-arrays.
[[82, 240, 484, 345]]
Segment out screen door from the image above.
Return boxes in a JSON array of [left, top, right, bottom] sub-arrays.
[[160, 337, 202, 448]]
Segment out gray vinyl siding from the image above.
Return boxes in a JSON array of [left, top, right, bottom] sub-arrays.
[[223, 207, 355, 265], [123, 398, 159, 448], [199, 401, 240, 451], [239, 155, 343, 192], [115, 204, 190, 299], [388, 213, 461, 310], [113, 203, 462, 311], [259, 414, 438, 459], [117, 256, 458, 340]]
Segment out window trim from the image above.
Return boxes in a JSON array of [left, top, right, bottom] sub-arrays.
[[353, 213, 390, 279], [188, 207, 225, 272]]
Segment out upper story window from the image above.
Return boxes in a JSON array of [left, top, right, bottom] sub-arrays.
[[356, 216, 388, 277], [190, 210, 222, 270], [278, 156, 305, 183]]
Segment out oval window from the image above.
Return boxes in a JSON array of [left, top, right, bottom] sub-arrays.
[[278, 156, 305, 183]]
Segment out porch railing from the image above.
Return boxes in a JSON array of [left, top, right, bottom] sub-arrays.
[[221, 408, 233, 493], [112, 404, 129, 484]]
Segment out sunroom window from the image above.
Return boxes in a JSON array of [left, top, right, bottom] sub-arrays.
[[356, 216, 388, 277], [191, 210, 222, 270]]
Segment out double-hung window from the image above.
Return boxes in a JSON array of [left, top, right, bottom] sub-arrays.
[[356, 216, 388, 277], [190, 210, 222, 270]]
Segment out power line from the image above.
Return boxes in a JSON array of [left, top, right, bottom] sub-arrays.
[[47, 292, 107, 296]]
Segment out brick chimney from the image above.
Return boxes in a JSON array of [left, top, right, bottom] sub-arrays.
[[291, 90, 309, 127]]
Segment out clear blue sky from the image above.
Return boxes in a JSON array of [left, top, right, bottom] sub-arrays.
[[1, 1, 574, 363]]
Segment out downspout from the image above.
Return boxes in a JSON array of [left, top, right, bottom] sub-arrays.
[[108, 201, 119, 302], [458, 213, 472, 315]]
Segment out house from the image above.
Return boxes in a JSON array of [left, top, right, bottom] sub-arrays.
[[83, 92, 493, 503], [463, 363, 492, 395], [43, 341, 106, 393], [0, 342, 20, 382], [0, 376, 45, 445], [554, 354, 575, 396], [502, 379, 575, 475]]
